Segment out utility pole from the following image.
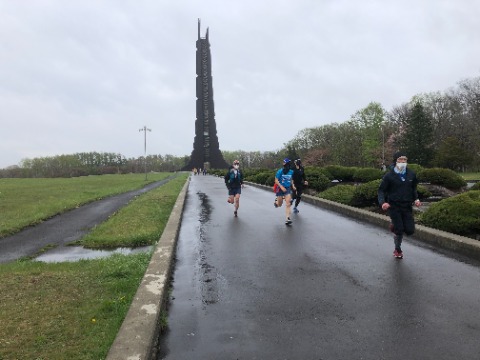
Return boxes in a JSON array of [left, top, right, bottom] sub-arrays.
[[139, 126, 151, 181]]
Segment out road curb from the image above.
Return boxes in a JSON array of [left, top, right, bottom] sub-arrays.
[[106, 177, 190, 360], [246, 181, 480, 261]]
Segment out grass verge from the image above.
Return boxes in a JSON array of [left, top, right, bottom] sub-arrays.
[[0, 173, 189, 360], [78, 174, 188, 248], [0, 173, 171, 238]]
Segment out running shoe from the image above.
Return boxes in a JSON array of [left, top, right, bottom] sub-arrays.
[[285, 218, 292, 225], [234, 210, 238, 217], [393, 249, 403, 259], [293, 207, 299, 213]]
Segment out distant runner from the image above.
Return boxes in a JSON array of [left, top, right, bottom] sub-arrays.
[[274, 158, 296, 225], [224, 159, 244, 217]]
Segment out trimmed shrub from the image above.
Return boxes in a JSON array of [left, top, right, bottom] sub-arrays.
[[317, 185, 355, 205], [305, 166, 333, 180], [418, 168, 467, 189], [351, 179, 382, 207], [407, 163, 424, 175], [352, 168, 383, 182], [323, 165, 357, 182], [417, 185, 432, 199], [420, 191, 480, 237], [245, 171, 275, 186], [306, 171, 331, 192]]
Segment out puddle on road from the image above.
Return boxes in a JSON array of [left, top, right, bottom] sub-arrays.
[[35, 245, 152, 263]]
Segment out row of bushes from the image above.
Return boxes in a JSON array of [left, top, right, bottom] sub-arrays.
[[212, 165, 468, 191], [210, 165, 478, 239]]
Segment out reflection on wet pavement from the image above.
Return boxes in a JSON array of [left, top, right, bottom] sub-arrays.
[[35, 245, 152, 263]]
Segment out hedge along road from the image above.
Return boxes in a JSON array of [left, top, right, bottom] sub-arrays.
[[157, 174, 480, 360], [0, 174, 179, 264]]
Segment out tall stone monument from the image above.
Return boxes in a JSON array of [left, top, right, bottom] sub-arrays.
[[184, 19, 229, 170]]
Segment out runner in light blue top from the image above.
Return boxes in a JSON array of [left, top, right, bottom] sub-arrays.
[[274, 158, 296, 225]]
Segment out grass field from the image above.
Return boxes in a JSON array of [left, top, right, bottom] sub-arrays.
[[0, 173, 189, 360], [0, 173, 171, 238], [460, 172, 480, 181]]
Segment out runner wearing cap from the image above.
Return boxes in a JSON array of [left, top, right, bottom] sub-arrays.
[[274, 158, 296, 225], [224, 159, 244, 217]]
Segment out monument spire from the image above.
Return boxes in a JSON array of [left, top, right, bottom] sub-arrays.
[[184, 21, 228, 170]]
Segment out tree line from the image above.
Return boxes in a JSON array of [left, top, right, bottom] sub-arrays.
[[285, 76, 480, 171], [1, 76, 479, 178]]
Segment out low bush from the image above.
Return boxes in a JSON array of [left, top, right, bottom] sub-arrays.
[[418, 168, 467, 189], [245, 171, 275, 186], [420, 191, 480, 237], [306, 171, 331, 192], [351, 179, 382, 207], [353, 168, 383, 182], [407, 163, 424, 175], [317, 185, 355, 205], [305, 166, 333, 180], [323, 165, 357, 182]]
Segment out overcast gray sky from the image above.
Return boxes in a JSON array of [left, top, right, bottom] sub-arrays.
[[1, 0, 479, 168]]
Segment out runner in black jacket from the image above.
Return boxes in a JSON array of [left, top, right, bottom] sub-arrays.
[[378, 151, 421, 259], [291, 159, 308, 213]]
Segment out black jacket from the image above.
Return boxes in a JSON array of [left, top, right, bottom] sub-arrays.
[[378, 168, 419, 205], [293, 166, 306, 188]]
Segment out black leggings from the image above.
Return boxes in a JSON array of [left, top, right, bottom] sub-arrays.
[[388, 203, 415, 236], [292, 186, 304, 207]]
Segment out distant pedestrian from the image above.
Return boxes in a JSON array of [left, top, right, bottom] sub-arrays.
[[274, 158, 296, 225], [224, 159, 243, 217], [378, 151, 421, 259], [291, 159, 308, 213]]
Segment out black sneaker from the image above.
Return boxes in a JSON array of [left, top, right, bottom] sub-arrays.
[[285, 218, 292, 225], [234, 210, 238, 217]]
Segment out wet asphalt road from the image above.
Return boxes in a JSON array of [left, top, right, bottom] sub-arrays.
[[158, 175, 480, 360], [0, 176, 174, 263]]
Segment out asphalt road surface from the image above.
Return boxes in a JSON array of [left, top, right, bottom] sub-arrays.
[[158, 174, 480, 360], [0, 176, 175, 263]]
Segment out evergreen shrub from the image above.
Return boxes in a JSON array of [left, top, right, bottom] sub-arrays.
[[306, 171, 331, 192], [351, 179, 382, 207], [317, 185, 355, 205], [323, 165, 357, 182], [420, 191, 480, 237], [417, 168, 467, 189], [353, 168, 383, 182]]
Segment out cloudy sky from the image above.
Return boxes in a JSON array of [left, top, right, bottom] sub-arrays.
[[1, 0, 479, 168]]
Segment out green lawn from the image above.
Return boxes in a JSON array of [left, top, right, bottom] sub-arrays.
[[0, 173, 171, 238], [459, 172, 480, 181], [0, 173, 189, 360]]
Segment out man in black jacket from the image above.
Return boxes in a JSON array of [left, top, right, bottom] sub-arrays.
[[291, 159, 308, 213], [378, 151, 421, 259]]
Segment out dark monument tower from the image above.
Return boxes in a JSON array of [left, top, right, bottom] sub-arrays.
[[184, 19, 228, 170]]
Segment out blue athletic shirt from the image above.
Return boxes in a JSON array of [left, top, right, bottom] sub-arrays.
[[275, 168, 294, 188]]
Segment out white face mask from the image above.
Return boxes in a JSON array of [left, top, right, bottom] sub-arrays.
[[233, 164, 239, 169], [396, 162, 407, 171]]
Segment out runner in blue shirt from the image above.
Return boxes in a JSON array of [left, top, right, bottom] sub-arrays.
[[274, 158, 296, 225]]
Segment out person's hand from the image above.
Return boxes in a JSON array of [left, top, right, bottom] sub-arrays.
[[304, 180, 308, 186], [414, 199, 421, 207], [381, 203, 390, 211]]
